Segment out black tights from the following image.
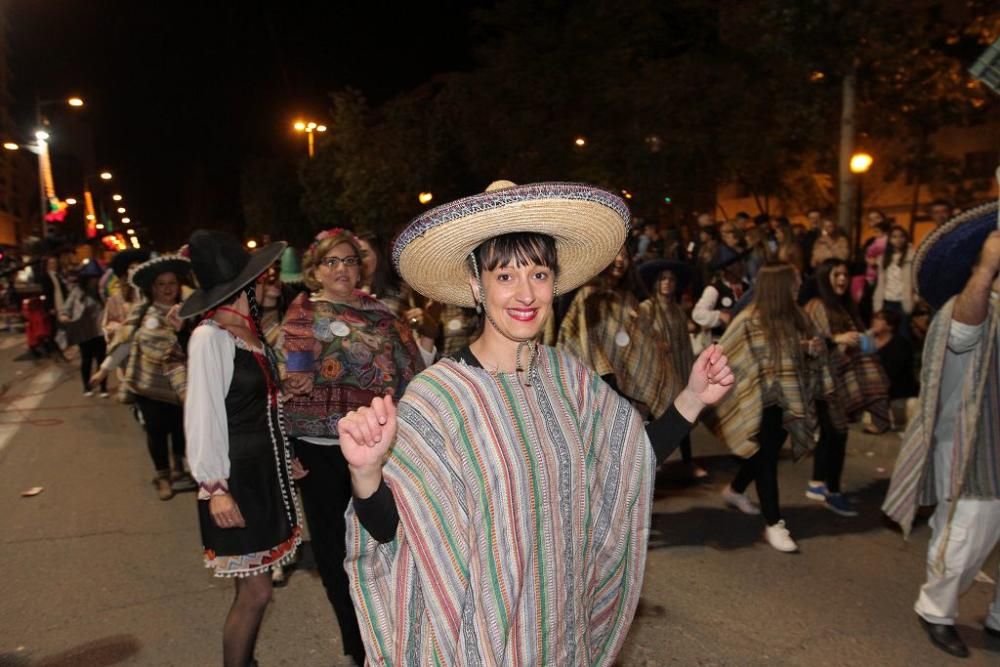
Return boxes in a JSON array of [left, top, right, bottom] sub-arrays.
[[79, 337, 107, 392], [134, 396, 185, 474], [223, 572, 272, 667], [812, 401, 848, 493], [731, 406, 786, 526]]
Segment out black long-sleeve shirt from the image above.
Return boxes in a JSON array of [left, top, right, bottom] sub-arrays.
[[354, 347, 694, 542]]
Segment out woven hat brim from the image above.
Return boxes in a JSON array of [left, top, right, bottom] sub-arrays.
[[638, 259, 693, 291], [914, 201, 998, 311], [395, 184, 629, 307], [179, 242, 287, 319], [129, 257, 191, 291]]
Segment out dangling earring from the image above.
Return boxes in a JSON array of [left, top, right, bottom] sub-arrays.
[[476, 299, 483, 315]]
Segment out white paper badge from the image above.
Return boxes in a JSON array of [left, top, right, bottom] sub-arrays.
[[447, 318, 463, 332], [721, 297, 733, 308], [614, 329, 631, 347], [143, 317, 159, 330], [330, 320, 351, 337]]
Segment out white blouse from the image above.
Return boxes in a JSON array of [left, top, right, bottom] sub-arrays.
[[184, 323, 236, 491]]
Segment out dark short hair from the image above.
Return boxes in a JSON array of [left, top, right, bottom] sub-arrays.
[[736, 212, 751, 220], [874, 308, 901, 330], [470, 232, 559, 276]]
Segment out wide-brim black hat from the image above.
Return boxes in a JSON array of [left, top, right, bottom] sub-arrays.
[[129, 255, 191, 291], [77, 259, 106, 279], [110, 249, 151, 278], [915, 200, 998, 310], [179, 229, 286, 319], [709, 245, 749, 272], [638, 259, 693, 291]]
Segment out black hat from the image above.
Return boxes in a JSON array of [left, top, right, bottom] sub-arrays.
[[110, 249, 151, 278], [709, 245, 749, 272], [179, 230, 286, 319], [129, 255, 191, 291], [637, 259, 693, 291], [77, 259, 106, 279]]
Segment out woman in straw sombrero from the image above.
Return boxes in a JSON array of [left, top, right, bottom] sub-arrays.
[[336, 181, 734, 665]]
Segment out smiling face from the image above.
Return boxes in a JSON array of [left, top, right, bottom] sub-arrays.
[[828, 263, 850, 296], [317, 241, 361, 300], [151, 272, 179, 305], [470, 260, 554, 342], [607, 248, 629, 281], [889, 227, 908, 250]]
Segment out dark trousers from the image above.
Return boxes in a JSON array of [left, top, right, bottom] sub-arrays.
[[812, 401, 848, 493], [731, 406, 786, 526], [134, 395, 185, 474], [882, 299, 911, 341], [295, 440, 366, 662], [79, 336, 107, 392]]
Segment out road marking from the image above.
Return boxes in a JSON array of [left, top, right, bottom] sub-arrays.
[[0, 364, 68, 452]]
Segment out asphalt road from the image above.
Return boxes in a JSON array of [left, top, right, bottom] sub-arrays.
[[0, 331, 997, 666]]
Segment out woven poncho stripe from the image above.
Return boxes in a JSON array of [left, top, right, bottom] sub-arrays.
[[345, 347, 653, 665]]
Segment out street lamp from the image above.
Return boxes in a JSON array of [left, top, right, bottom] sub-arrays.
[[293, 119, 328, 158], [121, 217, 130, 224], [246, 239, 258, 249], [418, 192, 433, 205], [3, 142, 18, 151], [574, 136, 587, 147], [117, 207, 126, 214], [850, 151, 874, 255], [112, 194, 122, 201], [67, 97, 84, 107], [99, 171, 112, 180], [65, 198, 77, 205]]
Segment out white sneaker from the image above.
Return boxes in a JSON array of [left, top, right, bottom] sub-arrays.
[[99, 392, 110, 399], [83, 391, 94, 397], [764, 520, 798, 553], [722, 485, 761, 515]]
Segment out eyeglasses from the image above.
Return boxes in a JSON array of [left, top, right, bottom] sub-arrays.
[[319, 256, 361, 269]]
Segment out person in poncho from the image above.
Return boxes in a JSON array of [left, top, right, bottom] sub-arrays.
[[711, 262, 842, 552], [335, 180, 734, 665], [883, 202, 1000, 659]]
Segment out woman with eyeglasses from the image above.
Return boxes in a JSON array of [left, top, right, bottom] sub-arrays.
[[279, 228, 424, 667]]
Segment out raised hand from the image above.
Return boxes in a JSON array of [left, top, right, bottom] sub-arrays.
[[686, 343, 735, 407], [340, 396, 398, 472]]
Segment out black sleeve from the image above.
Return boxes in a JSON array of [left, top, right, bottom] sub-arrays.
[[352, 479, 400, 543], [645, 404, 694, 465]]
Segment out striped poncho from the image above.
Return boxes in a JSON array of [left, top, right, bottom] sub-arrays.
[[345, 346, 654, 665]]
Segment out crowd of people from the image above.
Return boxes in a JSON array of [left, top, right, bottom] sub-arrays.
[[17, 184, 1000, 664]]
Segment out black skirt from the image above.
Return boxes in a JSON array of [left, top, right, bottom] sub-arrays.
[[198, 430, 300, 577]]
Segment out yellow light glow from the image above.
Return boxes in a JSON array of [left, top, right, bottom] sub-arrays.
[[65, 198, 78, 205], [574, 136, 586, 147], [3, 142, 18, 150], [35, 130, 50, 141], [127, 229, 135, 235], [122, 217, 131, 224], [112, 194, 123, 201], [418, 192, 434, 205], [117, 207, 126, 214], [68, 97, 84, 107], [293, 121, 306, 132], [86, 214, 96, 221], [99, 172, 112, 180], [246, 240, 258, 249], [316, 125, 327, 132], [132, 238, 141, 249], [96, 223, 105, 230], [306, 122, 317, 130], [850, 152, 874, 174]]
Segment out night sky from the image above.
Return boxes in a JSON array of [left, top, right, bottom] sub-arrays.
[[7, 1, 478, 248]]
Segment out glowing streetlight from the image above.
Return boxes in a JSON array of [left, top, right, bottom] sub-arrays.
[[246, 239, 258, 249], [117, 207, 126, 214], [574, 136, 587, 147], [67, 97, 85, 107], [418, 192, 434, 205], [850, 152, 873, 174], [3, 142, 18, 151], [86, 214, 96, 221], [65, 198, 78, 205], [35, 130, 50, 141], [293, 119, 328, 158], [112, 194, 123, 201], [96, 223, 105, 230], [99, 171, 112, 180], [126, 229, 135, 235], [121, 217, 131, 224]]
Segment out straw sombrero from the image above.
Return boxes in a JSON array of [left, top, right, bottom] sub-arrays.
[[914, 200, 998, 310], [392, 180, 630, 307], [129, 254, 191, 291]]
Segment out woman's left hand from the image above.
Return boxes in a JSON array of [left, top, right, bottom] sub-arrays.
[[166, 304, 184, 331], [685, 343, 735, 407], [290, 457, 309, 480]]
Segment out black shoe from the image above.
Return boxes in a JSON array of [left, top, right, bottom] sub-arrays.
[[985, 623, 1000, 639], [918, 617, 969, 658]]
